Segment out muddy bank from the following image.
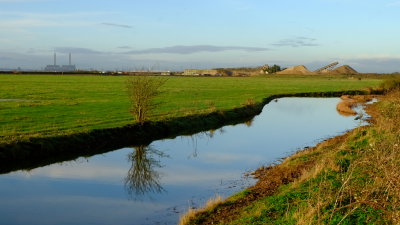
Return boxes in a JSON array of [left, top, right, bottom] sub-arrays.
[[336, 95, 376, 116], [0, 90, 376, 174]]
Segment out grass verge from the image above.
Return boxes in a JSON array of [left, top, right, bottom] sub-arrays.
[[182, 88, 400, 224]]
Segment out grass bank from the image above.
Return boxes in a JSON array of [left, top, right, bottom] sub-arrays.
[[182, 89, 400, 224], [0, 74, 382, 145], [0, 90, 372, 173]]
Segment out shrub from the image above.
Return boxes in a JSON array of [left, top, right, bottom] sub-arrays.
[[126, 76, 167, 124], [380, 78, 400, 92]]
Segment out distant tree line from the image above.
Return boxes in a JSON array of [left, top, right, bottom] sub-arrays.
[[265, 64, 284, 74]]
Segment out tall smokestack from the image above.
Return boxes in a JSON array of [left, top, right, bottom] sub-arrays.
[[69, 53, 71, 65], [54, 53, 56, 66]]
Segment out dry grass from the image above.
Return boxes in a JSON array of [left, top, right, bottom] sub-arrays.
[[241, 98, 256, 107], [179, 195, 223, 225], [294, 89, 400, 224]]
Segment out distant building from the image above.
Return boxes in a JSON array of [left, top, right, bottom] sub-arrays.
[[183, 69, 219, 76], [161, 71, 172, 76], [44, 53, 76, 72]]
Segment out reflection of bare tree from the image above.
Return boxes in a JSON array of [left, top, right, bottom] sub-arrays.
[[186, 131, 215, 159], [244, 119, 254, 127], [209, 129, 215, 138], [125, 145, 168, 197]]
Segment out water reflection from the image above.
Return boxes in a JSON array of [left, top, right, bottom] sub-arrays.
[[176, 120, 252, 160], [183, 130, 216, 159], [244, 119, 254, 127], [125, 145, 168, 197]]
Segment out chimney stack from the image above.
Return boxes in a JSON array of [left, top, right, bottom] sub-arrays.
[[54, 53, 57, 66], [69, 53, 71, 65]]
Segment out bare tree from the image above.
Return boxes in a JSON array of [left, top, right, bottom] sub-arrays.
[[126, 76, 167, 124]]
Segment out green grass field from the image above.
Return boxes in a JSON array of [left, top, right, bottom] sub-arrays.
[[0, 74, 382, 144]]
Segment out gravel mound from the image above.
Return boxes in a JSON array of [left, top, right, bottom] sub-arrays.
[[329, 65, 358, 74], [277, 65, 313, 74]]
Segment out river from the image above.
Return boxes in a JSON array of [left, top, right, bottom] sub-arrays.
[[0, 97, 367, 225]]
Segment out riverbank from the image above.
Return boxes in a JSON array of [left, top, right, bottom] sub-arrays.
[[181, 89, 400, 224], [0, 90, 375, 174]]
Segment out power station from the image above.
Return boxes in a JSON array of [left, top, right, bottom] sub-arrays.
[[44, 53, 76, 72]]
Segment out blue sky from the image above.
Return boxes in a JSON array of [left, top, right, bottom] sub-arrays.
[[0, 0, 399, 72]]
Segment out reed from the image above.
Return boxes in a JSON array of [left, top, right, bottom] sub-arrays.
[[178, 195, 223, 225]]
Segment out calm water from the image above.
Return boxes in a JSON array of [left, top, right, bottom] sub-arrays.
[[0, 98, 366, 225]]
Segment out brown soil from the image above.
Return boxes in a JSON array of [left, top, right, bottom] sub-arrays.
[[276, 64, 358, 75], [328, 65, 358, 75], [277, 65, 314, 75]]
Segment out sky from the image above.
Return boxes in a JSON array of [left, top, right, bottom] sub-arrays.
[[0, 0, 400, 72]]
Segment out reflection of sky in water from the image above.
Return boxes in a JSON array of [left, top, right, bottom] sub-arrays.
[[0, 98, 364, 225]]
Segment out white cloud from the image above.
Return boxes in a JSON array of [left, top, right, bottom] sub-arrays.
[[16, 164, 127, 181], [163, 165, 242, 184], [202, 152, 261, 164]]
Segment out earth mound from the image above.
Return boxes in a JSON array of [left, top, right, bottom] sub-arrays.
[[277, 65, 313, 75], [329, 65, 358, 75]]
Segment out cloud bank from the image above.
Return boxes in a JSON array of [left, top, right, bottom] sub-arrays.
[[55, 47, 102, 54], [125, 45, 270, 55], [273, 37, 319, 48], [346, 57, 400, 73], [101, 22, 132, 29]]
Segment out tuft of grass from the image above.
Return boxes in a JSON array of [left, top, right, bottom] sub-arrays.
[[242, 98, 256, 107], [179, 195, 223, 225]]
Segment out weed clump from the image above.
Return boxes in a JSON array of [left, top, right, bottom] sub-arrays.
[[179, 195, 223, 225], [380, 78, 400, 92]]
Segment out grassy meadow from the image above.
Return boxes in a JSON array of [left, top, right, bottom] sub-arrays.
[[0, 74, 382, 144]]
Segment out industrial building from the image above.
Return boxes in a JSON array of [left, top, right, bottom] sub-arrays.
[[183, 69, 219, 76], [44, 53, 76, 72]]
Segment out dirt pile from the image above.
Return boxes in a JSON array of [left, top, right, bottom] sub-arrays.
[[327, 65, 358, 75], [277, 65, 313, 75]]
